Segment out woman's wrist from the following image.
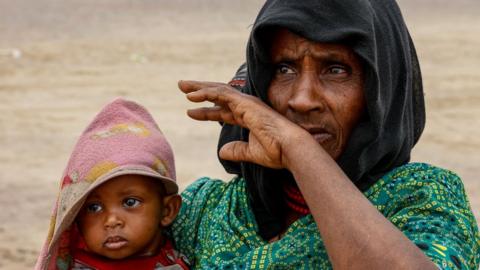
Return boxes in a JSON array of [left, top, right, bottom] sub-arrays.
[[280, 126, 327, 171]]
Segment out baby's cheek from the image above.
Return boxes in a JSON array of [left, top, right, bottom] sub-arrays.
[[77, 219, 103, 248]]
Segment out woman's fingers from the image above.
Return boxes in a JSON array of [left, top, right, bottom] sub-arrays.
[[179, 81, 253, 126], [178, 80, 226, 94], [219, 141, 251, 162], [180, 82, 239, 112], [185, 85, 240, 107], [185, 87, 223, 103], [186, 106, 238, 125], [180, 80, 283, 132], [179, 79, 290, 169], [220, 140, 283, 169]]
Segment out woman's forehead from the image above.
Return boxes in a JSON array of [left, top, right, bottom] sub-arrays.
[[269, 29, 358, 62]]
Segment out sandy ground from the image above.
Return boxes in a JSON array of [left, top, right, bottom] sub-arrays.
[[0, 0, 479, 269]]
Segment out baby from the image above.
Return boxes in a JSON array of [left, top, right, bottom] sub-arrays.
[[35, 98, 189, 270]]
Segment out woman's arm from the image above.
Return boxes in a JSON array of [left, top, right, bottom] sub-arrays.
[[282, 132, 437, 269], [178, 80, 438, 270]]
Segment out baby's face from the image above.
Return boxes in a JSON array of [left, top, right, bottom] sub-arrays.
[[77, 175, 169, 259]]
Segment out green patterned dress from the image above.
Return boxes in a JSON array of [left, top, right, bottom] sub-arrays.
[[171, 163, 480, 269]]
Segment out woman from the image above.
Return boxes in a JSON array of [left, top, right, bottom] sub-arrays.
[[173, 0, 480, 269]]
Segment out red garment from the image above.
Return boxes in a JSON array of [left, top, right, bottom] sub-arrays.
[[283, 181, 310, 215], [72, 238, 189, 270]]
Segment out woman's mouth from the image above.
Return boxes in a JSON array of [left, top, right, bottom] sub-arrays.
[[302, 126, 334, 144], [311, 132, 333, 144], [103, 236, 128, 250]]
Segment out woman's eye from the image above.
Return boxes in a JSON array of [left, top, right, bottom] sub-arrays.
[[86, 203, 102, 213], [329, 66, 347, 75], [123, 198, 141, 208], [275, 64, 295, 75]]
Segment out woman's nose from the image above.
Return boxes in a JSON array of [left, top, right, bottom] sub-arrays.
[[104, 211, 124, 229], [288, 71, 326, 114]]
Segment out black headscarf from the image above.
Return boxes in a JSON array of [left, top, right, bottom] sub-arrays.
[[218, 0, 425, 240]]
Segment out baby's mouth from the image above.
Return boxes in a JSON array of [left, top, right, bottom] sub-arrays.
[[103, 236, 128, 250]]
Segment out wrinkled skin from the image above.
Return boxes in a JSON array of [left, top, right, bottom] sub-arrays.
[[177, 29, 436, 270], [268, 29, 365, 160]]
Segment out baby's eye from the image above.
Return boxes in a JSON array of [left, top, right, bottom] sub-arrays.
[[275, 64, 295, 75], [123, 198, 141, 208], [86, 203, 103, 213]]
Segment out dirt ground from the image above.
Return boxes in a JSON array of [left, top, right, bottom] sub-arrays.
[[0, 0, 479, 269]]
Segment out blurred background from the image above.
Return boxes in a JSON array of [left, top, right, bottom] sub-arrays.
[[0, 0, 479, 269]]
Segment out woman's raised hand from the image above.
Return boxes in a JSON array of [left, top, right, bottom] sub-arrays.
[[178, 80, 308, 169]]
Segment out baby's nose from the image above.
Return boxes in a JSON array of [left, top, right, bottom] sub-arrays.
[[104, 212, 124, 229]]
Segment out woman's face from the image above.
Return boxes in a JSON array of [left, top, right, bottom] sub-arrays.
[[268, 29, 366, 160]]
